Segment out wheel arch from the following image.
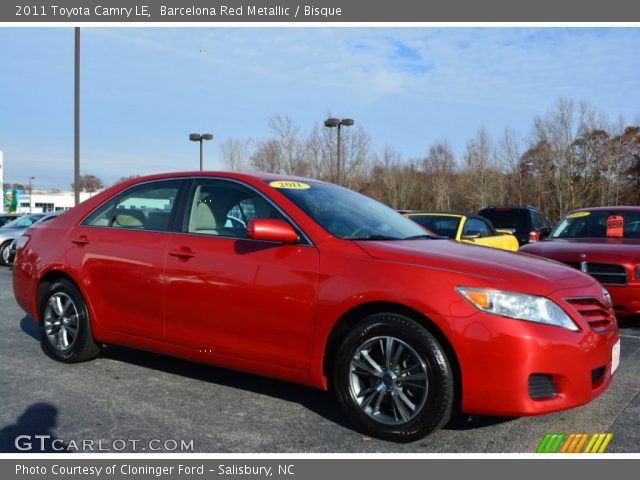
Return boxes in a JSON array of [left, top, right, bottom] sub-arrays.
[[322, 301, 463, 414], [35, 269, 90, 323]]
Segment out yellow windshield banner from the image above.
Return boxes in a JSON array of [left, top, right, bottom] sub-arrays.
[[567, 211, 590, 219], [269, 180, 311, 190]]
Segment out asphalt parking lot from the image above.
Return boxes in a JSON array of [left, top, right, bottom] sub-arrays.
[[0, 266, 638, 453]]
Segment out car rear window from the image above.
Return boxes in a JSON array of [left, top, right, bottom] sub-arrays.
[[479, 208, 532, 233]]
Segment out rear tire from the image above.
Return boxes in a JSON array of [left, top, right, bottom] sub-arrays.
[[39, 278, 101, 363], [333, 313, 454, 442], [0, 241, 11, 266]]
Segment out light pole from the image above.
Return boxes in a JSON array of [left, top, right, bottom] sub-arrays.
[[324, 117, 354, 184], [74, 27, 80, 206], [28, 176, 35, 214], [189, 133, 213, 171]]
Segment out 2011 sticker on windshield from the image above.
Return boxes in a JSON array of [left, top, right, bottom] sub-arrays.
[[567, 211, 590, 218], [269, 180, 311, 190]]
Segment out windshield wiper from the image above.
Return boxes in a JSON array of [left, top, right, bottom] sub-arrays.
[[403, 234, 434, 240], [345, 234, 401, 241]]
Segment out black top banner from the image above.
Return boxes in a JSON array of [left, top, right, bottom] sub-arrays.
[[3, 0, 640, 22]]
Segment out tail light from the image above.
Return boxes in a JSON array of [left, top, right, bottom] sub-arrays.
[[528, 231, 540, 243]]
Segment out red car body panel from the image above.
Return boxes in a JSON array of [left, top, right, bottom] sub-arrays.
[[521, 207, 640, 317], [13, 172, 619, 417]]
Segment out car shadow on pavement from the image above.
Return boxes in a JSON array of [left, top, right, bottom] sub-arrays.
[[618, 317, 640, 330], [444, 414, 516, 431], [0, 403, 67, 452], [17, 314, 522, 436], [20, 316, 39, 341], [100, 344, 354, 431]]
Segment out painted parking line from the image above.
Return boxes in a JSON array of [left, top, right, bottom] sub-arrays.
[[619, 334, 640, 340]]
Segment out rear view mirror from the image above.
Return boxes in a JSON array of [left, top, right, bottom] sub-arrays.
[[247, 219, 298, 244]]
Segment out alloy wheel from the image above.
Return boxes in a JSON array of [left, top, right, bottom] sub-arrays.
[[43, 292, 80, 351], [349, 336, 429, 425]]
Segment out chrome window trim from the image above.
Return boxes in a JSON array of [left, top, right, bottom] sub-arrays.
[[78, 176, 315, 247]]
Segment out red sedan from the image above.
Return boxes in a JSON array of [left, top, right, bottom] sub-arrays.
[[521, 206, 640, 318], [13, 172, 619, 442]]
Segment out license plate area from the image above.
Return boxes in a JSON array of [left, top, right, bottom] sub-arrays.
[[611, 339, 620, 374]]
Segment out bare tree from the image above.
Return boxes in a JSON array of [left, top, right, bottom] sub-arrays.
[[71, 174, 104, 193], [220, 138, 251, 171]]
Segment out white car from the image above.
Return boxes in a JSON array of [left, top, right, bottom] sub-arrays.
[[0, 213, 59, 266]]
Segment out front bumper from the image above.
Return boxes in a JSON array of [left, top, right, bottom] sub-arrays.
[[604, 284, 640, 316], [444, 285, 618, 417]]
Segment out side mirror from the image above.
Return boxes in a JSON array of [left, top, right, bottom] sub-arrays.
[[496, 229, 514, 236], [247, 219, 298, 244]]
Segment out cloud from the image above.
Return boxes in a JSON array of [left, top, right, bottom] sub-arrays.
[[1, 27, 639, 188]]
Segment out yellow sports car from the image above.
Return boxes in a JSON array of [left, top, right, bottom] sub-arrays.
[[404, 212, 519, 252]]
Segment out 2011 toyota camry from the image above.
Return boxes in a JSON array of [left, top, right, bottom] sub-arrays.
[[13, 172, 619, 442]]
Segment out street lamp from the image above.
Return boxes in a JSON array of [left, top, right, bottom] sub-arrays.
[[324, 117, 354, 184], [28, 176, 35, 214], [189, 133, 213, 171]]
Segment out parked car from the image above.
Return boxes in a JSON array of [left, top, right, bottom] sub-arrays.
[[6, 213, 60, 266], [404, 212, 519, 252], [0, 213, 56, 266], [521, 206, 640, 317], [13, 173, 618, 442], [0, 213, 21, 227], [478, 206, 553, 245]]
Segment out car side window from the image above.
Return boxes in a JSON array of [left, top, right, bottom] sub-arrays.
[[82, 180, 182, 232], [186, 179, 285, 238], [463, 218, 491, 237]]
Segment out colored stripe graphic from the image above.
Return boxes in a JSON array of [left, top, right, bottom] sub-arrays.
[[536, 433, 613, 453]]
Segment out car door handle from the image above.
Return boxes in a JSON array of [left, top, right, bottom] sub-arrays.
[[71, 236, 89, 246], [169, 248, 196, 260]]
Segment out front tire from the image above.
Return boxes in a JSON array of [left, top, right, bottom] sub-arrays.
[[333, 313, 454, 442], [39, 279, 101, 363]]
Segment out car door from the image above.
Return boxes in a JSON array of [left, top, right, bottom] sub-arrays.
[[163, 178, 319, 371], [65, 179, 185, 341]]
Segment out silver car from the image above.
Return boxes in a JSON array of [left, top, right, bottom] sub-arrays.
[[0, 213, 59, 266]]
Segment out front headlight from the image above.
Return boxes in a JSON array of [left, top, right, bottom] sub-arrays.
[[601, 286, 612, 306], [456, 287, 579, 331]]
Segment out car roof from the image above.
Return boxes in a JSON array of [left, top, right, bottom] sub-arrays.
[[116, 171, 329, 187], [479, 205, 541, 212], [568, 206, 640, 214]]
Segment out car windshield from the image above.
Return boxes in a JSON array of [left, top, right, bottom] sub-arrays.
[[2, 214, 45, 229], [552, 210, 640, 239], [269, 181, 433, 240], [408, 215, 461, 239], [479, 208, 531, 232]]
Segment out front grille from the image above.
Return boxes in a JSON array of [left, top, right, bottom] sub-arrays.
[[566, 298, 616, 333], [591, 366, 605, 386], [529, 374, 557, 400], [562, 261, 627, 285]]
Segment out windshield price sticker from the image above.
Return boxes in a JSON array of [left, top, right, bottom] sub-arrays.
[[269, 181, 310, 190], [606, 215, 623, 237]]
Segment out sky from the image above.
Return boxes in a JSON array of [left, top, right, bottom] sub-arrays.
[[0, 27, 639, 190]]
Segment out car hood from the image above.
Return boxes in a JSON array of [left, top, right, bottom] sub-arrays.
[[355, 239, 595, 295], [521, 237, 640, 263]]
